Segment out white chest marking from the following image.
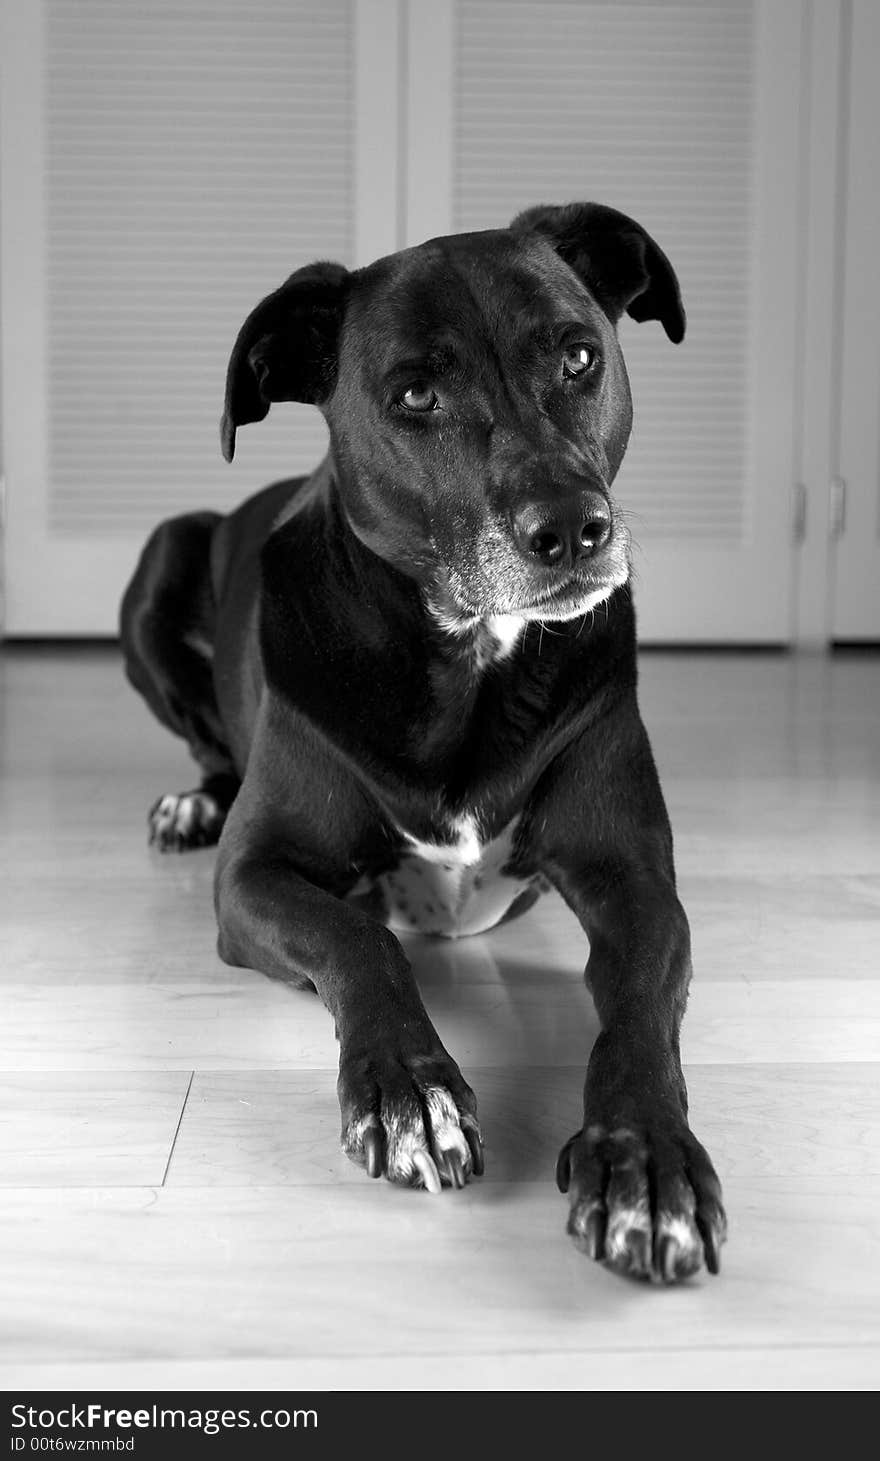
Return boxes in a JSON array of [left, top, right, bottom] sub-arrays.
[[377, 815, 538, 939], [485, 615, 525, 660], [401, 814, 483, 867]]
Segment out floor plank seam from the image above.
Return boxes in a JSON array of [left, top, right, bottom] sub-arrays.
[[161, 1069, 194, 1186], [31, 1341, 868, 1363]]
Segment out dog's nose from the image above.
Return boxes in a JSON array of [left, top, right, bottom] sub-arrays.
[[513, 494, 612, 569]]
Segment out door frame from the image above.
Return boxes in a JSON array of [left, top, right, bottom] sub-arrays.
[[0, 0, 862, 643]]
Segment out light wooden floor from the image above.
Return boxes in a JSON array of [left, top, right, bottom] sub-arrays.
[[1, 645, 878, 1391]]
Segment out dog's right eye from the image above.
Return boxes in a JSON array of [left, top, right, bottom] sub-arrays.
[[562, 343, 599, 379], [399, 383, 439, 412]]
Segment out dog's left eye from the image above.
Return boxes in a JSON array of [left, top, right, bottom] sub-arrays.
[[562, 344, 598, 379], [400, 383, 440, 412]]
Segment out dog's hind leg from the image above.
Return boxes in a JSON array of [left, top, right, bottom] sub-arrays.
[[120, 511, 241, 851]]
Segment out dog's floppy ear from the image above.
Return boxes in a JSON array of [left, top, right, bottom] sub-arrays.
[[511, 201, 685, 344], [220, 260, 350, 462]]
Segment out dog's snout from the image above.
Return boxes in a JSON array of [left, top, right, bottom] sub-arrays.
[[513, 493, 612, 569]]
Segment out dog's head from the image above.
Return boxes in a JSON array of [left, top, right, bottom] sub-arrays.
[[221, 203, 684, 623]]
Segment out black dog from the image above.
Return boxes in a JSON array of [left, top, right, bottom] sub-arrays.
[[121, 202, 726, 1282]]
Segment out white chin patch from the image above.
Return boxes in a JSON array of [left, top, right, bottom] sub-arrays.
[[427, 565, 628, 645], [521, 576, 624, 624]]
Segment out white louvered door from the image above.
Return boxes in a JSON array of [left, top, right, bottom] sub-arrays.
[[0, 0, 398, 633], [404, 0, 803, 643]]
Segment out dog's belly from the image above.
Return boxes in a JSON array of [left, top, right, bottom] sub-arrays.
[[374, 818, 541, 939]]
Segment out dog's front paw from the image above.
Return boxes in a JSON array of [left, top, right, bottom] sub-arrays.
[[338, 1050, 484, 1192], [148, 790, 226, 852], [556, 1121, 726, 1283]]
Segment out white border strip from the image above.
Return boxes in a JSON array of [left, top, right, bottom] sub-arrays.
[[403, 0, 454, 246], [354, 0, 403, 265]]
